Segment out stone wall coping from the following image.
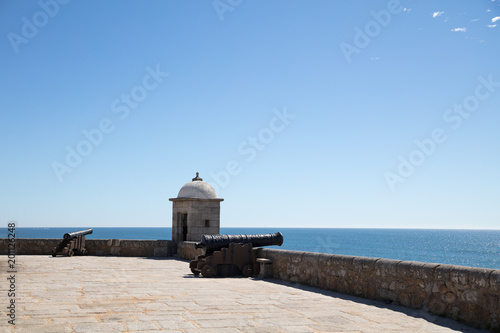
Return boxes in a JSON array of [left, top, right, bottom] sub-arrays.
[[259, 248, 500, 273], [11, 238, 171, 241]]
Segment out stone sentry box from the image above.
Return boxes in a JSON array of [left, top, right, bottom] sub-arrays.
[[169, 173, 224, 242]]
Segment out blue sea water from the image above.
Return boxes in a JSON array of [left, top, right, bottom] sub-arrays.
[[4, 227, 500, 270]]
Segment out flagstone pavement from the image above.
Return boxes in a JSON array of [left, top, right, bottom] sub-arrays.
[[0, 256, 488, 333]]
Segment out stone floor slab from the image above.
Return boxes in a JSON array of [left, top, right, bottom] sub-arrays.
[[0, 256, 489, 333]]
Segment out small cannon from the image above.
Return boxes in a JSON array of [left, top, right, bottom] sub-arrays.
[[52, 228, 93, 257], [190, 232, 283, 278]]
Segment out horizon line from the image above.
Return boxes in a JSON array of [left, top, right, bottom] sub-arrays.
[[13, 226, 500, 231]]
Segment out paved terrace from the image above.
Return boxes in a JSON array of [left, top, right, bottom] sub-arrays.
[[1, 256, 488, 333]]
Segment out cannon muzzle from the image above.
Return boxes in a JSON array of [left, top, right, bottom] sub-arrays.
[[195, 232, 283, 255], [63, 228, 93, 240]]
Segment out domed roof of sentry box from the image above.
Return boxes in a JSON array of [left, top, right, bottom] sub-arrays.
[[177, 172, 218, 199]]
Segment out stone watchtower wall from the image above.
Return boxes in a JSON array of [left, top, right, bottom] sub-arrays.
[[257, 248, 500, 331], [170, 198, 222, 242], [169, 173, 223, 242]]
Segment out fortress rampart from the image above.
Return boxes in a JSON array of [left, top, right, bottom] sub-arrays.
[[1, 238, 174, 257], [2, 238, 499, 331], [257, 248, 500, 331]]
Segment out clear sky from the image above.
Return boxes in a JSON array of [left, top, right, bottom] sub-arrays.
[[1, 0, 499, 229]]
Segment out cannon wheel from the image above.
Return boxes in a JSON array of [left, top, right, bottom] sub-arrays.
[[67, 249, 74, 257], [241, 264, 253, 277], [201, 264, 214, 278]]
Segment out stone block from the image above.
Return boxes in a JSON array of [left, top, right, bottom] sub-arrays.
[[396, 261, 414, 278], [188, 213, 201, 221], [428, 294, 447, 315], [316, 253, 334, 288], [284, 250, 305, 263], [445, 292, 457, 303], [10, 238, 59, 255], [205, 227, 220, 235], [316, 253, 332, 266], [110, 246, 121, 256], [86, 239, 109, 255], [389, 281, 396, 291], [188, 234, 203, 242], [329, 254, 355, 269], [174, 201, 188, 208], [73, 323, 126, 332], [467, 268, 494, 289], [434, 264, 454, 281], [490, 270, 500, 292], [439, 284, 447, 294], [397, 292, 411, 307], [480, 293, 498, 312], [189, 227, 204, 235], [107, 239, 121, 246], [264, 250, 300, 279], [410, 262, 438, 280], [375, 258, 400, 278], [458, 302, 475, 323], [461, 289, 479, 303], [177, 241, 202, 260], [376, 289, 396, 303], [192, 220, 207, 227], [302, 252, 320, 286], [352, 256, 378, 272], [199, 214, 216, 222], [154, 246, 170, 257], [450, 266, 470, 285], [395, 281, 406, 291], [411, 289, 428, 308]]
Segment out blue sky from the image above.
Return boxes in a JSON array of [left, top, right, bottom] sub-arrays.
[[1, 0, 499, 229]]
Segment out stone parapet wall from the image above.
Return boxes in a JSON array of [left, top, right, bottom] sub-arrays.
[[88, 239, 174, 257], [257, 248, 500, 331], [4, 238, 499, 330], [2, 238, 60, 255], [176, 241, 203, 260], [1, 238, 174, 257]]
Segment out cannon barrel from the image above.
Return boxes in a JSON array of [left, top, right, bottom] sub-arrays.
[[195, 232, 283, 254], [63, 228, 93, 240]]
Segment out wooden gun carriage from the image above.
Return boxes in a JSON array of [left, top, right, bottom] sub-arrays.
[[190, 232, 283, 278], [51, 228, 93, 257]]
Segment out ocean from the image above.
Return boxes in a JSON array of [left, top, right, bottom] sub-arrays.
[[4, 227, 500, 270]]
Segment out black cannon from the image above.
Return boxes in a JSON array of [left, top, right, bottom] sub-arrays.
[[52, 228, 93, 257], [190, 232, 283, 278]]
